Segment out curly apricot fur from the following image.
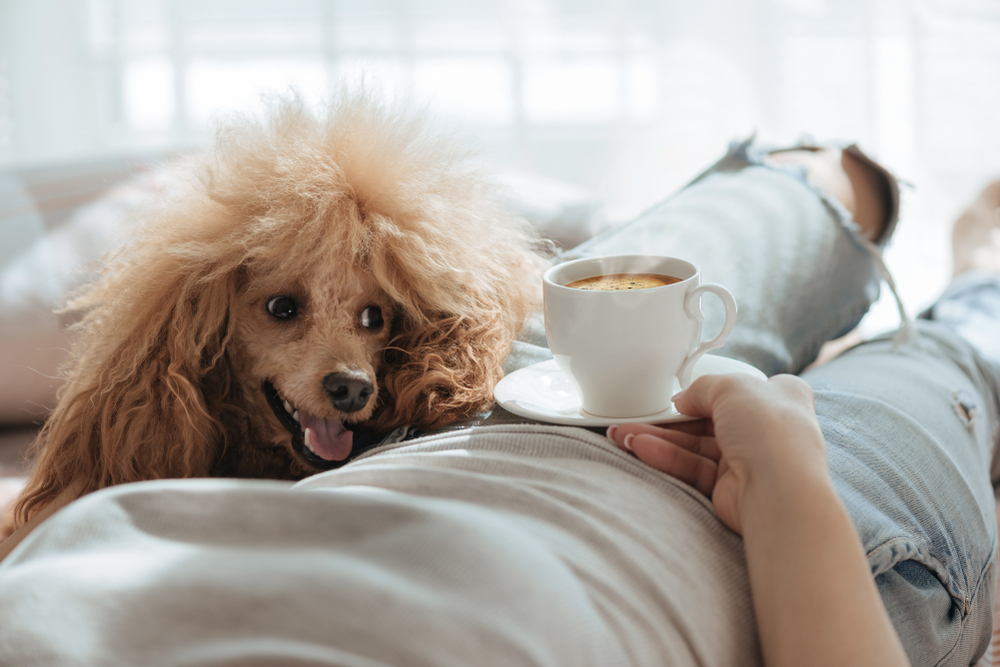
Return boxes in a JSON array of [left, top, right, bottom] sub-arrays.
[[12, 89, 548, 529]]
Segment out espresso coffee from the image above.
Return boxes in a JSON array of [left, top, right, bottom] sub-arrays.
[[565, 272, 681, 291]]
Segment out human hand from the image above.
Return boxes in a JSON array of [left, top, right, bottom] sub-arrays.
[[606, 374, 829, 535]]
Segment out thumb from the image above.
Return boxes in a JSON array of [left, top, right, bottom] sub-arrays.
[[673, 374, 765, 420], [670, 375, 720, 419]]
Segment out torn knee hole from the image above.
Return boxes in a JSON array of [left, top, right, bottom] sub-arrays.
[[952, 389, 979, 428]]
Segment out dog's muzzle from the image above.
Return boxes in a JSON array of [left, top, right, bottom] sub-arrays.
[[262, 380, 352, 470]]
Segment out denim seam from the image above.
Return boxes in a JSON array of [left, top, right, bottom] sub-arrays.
[[933, 543, 997, 667], [867, 535, 967, 609]]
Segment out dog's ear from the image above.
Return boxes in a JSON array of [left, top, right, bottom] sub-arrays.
[[367, 215, 544, 433], [376, 306, 518, 432], [13, 254, 244, 528]]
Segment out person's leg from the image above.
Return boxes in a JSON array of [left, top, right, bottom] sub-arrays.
[[801, 182, 1000, 666], [928, 179, 1000, 376], [560, 139, 900, 377], [951, 180, 1000, 279], [497, 138, 902, 424]]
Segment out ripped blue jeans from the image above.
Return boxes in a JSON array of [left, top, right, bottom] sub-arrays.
[[519, 140, 1000, 666]]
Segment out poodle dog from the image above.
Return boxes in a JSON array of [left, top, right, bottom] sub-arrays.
[[9, 91, 547, 533]]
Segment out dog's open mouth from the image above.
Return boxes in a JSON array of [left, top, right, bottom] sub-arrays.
[[262, 380, 356, 470]]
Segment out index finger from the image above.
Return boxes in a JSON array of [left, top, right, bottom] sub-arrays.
[[609, 421, 722, 462], [654, 417, 714, 439]]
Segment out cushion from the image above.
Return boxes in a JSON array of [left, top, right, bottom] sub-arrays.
[[0, 157, 170, 423]]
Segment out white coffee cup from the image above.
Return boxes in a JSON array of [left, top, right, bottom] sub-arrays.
[[543, 255, 738, 418]]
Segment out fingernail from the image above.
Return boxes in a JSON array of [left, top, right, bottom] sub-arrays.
[[622, 433, 635, 452], [606, 424, 618, 440], [671, 390, 685, 402]]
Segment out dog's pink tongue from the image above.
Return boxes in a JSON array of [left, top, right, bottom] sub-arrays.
[[299, 413, 353, 461]]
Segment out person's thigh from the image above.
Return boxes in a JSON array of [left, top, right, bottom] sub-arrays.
[[802, 321, 1000, 666]]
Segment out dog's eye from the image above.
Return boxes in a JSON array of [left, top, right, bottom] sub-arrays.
[[360, 306, 383, 330], [266, 296, 298, 320]]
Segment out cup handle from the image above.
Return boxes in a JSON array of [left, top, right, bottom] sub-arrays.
[[676, 283, 738, 389]]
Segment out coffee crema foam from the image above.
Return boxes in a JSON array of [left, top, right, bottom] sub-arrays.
[[565, 272, 681, 291]]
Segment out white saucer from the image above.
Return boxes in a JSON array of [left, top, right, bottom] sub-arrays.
[[494, 355, 766, 426]]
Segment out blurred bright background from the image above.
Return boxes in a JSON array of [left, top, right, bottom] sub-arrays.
[[3, 0, 1000, 335]]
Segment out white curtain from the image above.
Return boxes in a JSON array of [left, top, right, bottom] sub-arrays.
[[2, 0, 999, 331]]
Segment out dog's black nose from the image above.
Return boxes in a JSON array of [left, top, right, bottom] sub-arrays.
[[323, 371, 374, 414]]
